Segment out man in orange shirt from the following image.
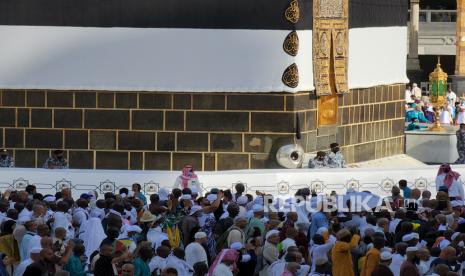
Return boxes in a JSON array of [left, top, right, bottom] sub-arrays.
[[331, 229, 360, 276], [361, 237, 385, 276]]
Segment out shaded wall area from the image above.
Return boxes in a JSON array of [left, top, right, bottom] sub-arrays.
[[0, 85, 405, 170]]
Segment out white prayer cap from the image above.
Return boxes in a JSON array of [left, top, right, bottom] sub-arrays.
[[413, 83, 418, 87], [127, 225, 142, 233], [252, 204, 264, 213], [189, 205, 202, 216], [451, 232, 460, 241], [458, 241, 465, 248], [265, 229, 280, 240], [380, 251, 392, 261], [402, 233, 419, 242], [180, 194, 192, 200], [43, 195, 56, 202], [230, 242, 243, 250], [191, 187, 199, 195], [406, 246, 418, 253], [194, 232, 207, 239], [206, 194, 217, 203], [30, 247, 42, 254], [254, 196, 264, 205], [237, 196, 248, 205], [316, 227, 328, 236], [241, 254, 251, 262], [451, 200, 464, 208], [282, 239, 297, 252]]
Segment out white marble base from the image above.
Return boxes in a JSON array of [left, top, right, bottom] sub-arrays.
[[405, 126, 458, 163]]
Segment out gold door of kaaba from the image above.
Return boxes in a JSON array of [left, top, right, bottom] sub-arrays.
[[313, 0, 349, 126]]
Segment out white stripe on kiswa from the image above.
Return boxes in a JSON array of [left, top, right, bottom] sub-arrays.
[[0, 26, 314, 93], [0, 26, 407, 93], [348, 26, 409, 89]]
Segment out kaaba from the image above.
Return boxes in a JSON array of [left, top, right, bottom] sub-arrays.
[[0, 0, 408, 170]]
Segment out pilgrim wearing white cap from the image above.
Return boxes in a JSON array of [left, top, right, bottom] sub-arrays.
[[207, 194, 217, 203], [180, 194, 192, 201], [381, 251, 393, 261], [400, 247, 420, 276], [244, 204, 265, 240], [14, 247, 42, 276], [236, 196, 248, 217], [181, 206, 202, 245], [261, 230, 280, 274], [402, 233, 419, 243], [226, 216, 247, 247], [166, 248, 194, 276], [43, 195, 56, 202], [236, 196, 248, 206], [406, 246, 418, 253], [371, 251, 394, 276], [185, 231, 209, 268]]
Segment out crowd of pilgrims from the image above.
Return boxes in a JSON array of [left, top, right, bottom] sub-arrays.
[[1, 164, 465, 276], [404, 84, 465, 131]]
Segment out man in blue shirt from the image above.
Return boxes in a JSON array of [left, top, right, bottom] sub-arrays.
[[406, 118, 428, 131], [405, 104, 430, 123], [399, 179, 412, 198], [308, 209, 329, 239]]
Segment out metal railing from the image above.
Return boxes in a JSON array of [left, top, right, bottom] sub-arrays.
[[409, 10, 457, 23]]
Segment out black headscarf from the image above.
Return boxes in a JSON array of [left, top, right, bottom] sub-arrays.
[[0, 220, 15, 236]]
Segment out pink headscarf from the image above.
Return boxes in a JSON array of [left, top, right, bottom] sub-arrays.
[[437, 164, 461, 188], [180, 165, 198, 189], [208, 249, 239, 276]]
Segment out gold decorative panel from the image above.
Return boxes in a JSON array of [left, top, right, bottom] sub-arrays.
[[313, 0, 349, 96], [282, 63, 299, 88], [285, 0, 300, 24], [283, 31, 299, 56]]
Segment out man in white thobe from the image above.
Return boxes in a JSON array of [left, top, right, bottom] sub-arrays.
[[19, 221, 38, 261], [185, 232, 209, 268], [412, 83, 422, 100]]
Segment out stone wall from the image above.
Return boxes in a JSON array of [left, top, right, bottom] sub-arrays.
[[0, 84, 405, 170]]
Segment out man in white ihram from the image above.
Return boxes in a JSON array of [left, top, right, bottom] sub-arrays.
[[411, 83, 422, 101], [185, 232, 209, 268]]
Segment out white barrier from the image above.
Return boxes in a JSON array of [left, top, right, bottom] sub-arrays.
[[0, 165, 461, 197]]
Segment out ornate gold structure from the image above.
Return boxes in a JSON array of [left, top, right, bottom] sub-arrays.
[[282, 63, 299, 88], [429, 58, 448, 131], [313, 0, 349, 96], [285, 0, 300, 24], [283, 31, 299, 56]]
